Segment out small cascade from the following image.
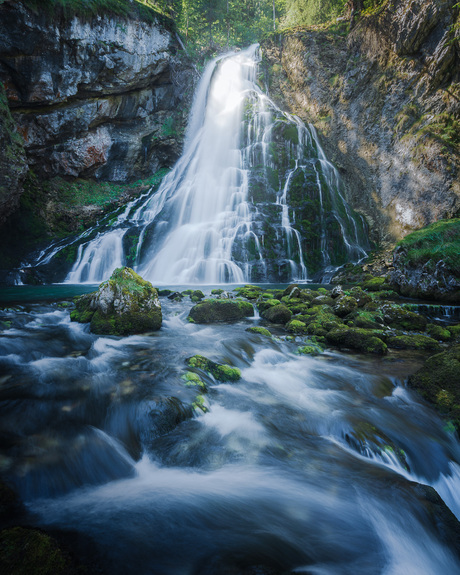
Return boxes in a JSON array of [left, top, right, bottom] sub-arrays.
[[27, 44, 369, 285]]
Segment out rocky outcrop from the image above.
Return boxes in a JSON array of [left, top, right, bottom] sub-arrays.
[[0, 0, 195, 225], [262, 0, 460, 244], [0, 83, 27, 226], [388, 218, 460, 302], [71, 267, 162, 335]]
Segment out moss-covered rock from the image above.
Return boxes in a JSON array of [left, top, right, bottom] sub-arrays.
[[0, 527, 77, 575], [408, 345, 460, 433], [185, 355, 241, 382], [326, 327, 388, 354], [362, 277, 391, 291], [260, 304, 292, 324], [257, 298, 281, 312], [286, 319, 308, 334], [426, 323, 452, 342], [234, 285, 263, 299], [70, 267, 161, 335], [386, 335, 441, 352], [349, 286, 373, 307], [246, 326, 272, 337], [188, 299, 254, 323], [310, 295, 335, 307], [349, 309, 385, 330], [380, 303, 427, 331], [181, 371, 208, 392], [333, 295, 358, 318], [389, 219, 460, 303]]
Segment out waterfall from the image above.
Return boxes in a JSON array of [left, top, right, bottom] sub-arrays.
[[59, 44, 368, 285]]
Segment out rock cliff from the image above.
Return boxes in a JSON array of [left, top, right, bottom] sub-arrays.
[[0, 0, 195, 261], [262, 0, 460, 245]]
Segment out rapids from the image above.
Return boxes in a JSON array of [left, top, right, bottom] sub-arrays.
[[1, 290, 460, 574]]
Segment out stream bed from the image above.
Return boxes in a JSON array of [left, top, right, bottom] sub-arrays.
[[1, 287, 460, 574]]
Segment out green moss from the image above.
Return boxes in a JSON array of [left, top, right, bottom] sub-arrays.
[[246, 326, 272, 337], [408, 345, 460, 433], [396, 218, 460, 273], [286, 319, 308, 334], [381, 303, 427, 331], [257, 298, 281, 312], [427, 324, 452, 342], [362, 277, 391, 291], [192, 395, 208, 413], [260, 304, 292, 325], [234, 285, 263, 299], [386, 335, 441, 352], [188, 299, 254, 323], [71, 267, 161, 335], [21, 0, 174, 29], [181, 371, 207, 392], [186, 355, 241, 382], [326, 327, 388, 355], [0, 527, 74, 575]]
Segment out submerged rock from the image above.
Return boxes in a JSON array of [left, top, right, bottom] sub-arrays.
[[408, 345, 460, 433], [246, 326, 273, 337], [188, 299, 254, 323], [71, 267, 161, 335]]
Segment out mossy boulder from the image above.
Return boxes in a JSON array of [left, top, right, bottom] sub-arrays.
[[70, 267, 161, 335], [260, 304, 292, 324], [186, 355, 241, 382], [380, 303, 427, 331], [257, 298, 281, 313], [246, 326, 272, 337], [0, 527, 77, 575], [408, 345, 460, 433], [349, 310, 385, 330], [386, 335, 441, 352], [333, 295, 358, 318], [427, 324, 452, 342], [362, 277, 391, 291], [190, 290, 205, 302], [310, 295, 335, 307], [234, 285, 263, 299], [188, 299, 254, 323], [181, 371, 208, 392], [349, 286, 373, 307], [326, 327, 388, 355], [286, 319, 308, 334]]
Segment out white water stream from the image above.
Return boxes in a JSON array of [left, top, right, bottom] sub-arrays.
[[56, 44, 367, 285]]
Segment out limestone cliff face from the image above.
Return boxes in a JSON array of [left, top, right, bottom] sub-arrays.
[[0, 0, 195, 219], [263, 0, 460, 245]]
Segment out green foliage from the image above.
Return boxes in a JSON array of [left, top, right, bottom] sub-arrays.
[[21, 0, 173, 27], [396, 218, 460, 273], [282, 0, 346, 28]]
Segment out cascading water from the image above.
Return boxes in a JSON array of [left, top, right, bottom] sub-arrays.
[[36, 44, 368, 285]]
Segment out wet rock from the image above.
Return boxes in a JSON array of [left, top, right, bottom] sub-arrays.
[[426, 323, 452, 342], [70, 267, 161, 335], [186, 355, 241, 382], [0, 526, 78, 575], [310, 295, 335, 307], [331, 285, 344, 298], [188, 299, 254, 323], [389, 219, 460, 303], [190, 290, 205, 302], [286, 320, 308, 334], [326, 327, 388, 354], [380, 303, 427, 331], [257, 299, 281, 313], [234, 285, 263, 299], [408, 345, 460, 433], [246, 326, 272, 337], [260, 304, 292, 325], [386, 334, 441, 352], [333, 295, 358, 318], [349, 286, 372, 308]]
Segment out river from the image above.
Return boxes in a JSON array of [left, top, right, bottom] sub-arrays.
[[1, 287, 460, 574]]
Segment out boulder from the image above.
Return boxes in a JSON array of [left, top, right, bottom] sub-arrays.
[[380, 303, 427, 331], [70, 267, 162, 335], [326, 327, 388, 354], [333, 295, 358, 318], [386, 335, 441, 352], [408, 345, 460, 433], [188, 299, 254, 323], [260, 304, 292, 325]]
